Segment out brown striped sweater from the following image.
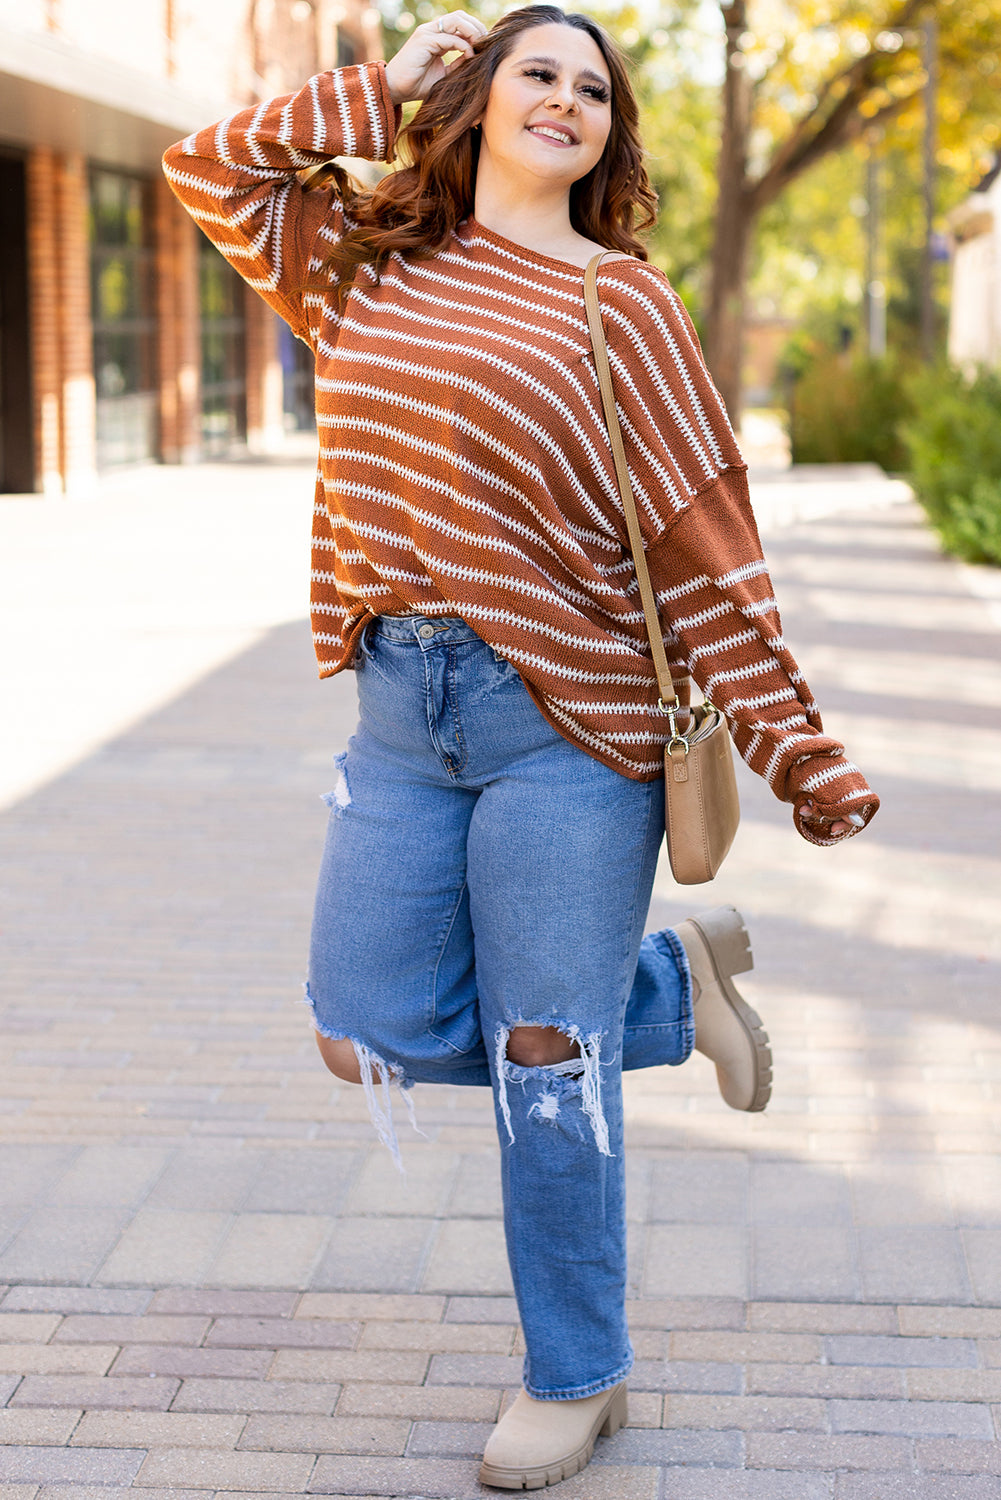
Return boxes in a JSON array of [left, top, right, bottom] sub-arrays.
[[163, 60, 878, 843]]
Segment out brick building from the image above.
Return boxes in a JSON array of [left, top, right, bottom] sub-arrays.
[[0, 0, 382, 494]]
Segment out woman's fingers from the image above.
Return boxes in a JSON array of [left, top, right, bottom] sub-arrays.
[[422, 10, 483, 57], [385, 12, 488, 104], [798, 806, 849, 837], [435, 10, 488, 43], [797, 799, 865, 838]]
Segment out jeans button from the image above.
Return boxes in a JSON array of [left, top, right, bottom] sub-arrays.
[[418, 624, 436, 639]]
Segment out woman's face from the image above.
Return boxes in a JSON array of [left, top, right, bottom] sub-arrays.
[[477, 23, 613, 194]]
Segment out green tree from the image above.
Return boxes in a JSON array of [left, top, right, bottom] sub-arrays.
[[705, 0, 1001, 425]]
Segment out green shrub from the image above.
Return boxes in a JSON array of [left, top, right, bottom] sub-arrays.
[[787, 351, 914, 471], [900, 365, 1001, 566]]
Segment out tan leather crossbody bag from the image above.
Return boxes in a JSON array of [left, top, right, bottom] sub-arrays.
[[584, 252, 740, 885]]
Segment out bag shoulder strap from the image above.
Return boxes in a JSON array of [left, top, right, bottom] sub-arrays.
[[584, 251, 678, 710]]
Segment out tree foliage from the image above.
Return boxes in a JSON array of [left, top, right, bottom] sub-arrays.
[[706, 0, 1001, 417], [724, 0, 1000, 205]]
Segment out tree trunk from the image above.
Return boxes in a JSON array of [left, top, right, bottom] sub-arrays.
[[705, 2, 755, 431]]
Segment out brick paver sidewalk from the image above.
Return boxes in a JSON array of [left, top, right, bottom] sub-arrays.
[[1, 465, 1000, 1499]]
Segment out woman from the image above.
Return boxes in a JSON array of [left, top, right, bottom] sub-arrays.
[[163, 8, 877, 1489]]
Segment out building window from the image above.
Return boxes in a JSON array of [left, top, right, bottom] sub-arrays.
[[199, 239, 247, 454], [89, 168, 158, 468], [280, 323, 315, 433]]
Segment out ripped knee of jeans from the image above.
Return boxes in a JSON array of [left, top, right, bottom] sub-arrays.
[[494, 1022, 611, 1157], [321, 751, 351, 816], [303, 985, 421, 1173]]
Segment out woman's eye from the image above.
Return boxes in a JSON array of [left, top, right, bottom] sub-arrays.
[[522, 68, 609, 103]]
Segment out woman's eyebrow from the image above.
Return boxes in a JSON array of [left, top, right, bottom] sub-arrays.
[[516, 54, 611, 87]]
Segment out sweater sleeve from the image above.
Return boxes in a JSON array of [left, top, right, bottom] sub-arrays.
[[162, 62, 401, 339], [646, 473, 879, 844], [600, 262, 879, 844]]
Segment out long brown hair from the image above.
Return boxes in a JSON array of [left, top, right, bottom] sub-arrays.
[[320, 5, 657, 305]]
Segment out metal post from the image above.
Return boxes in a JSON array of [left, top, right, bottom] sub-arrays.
[[866, 137, 886, 358], [921, 11, 938, 362]]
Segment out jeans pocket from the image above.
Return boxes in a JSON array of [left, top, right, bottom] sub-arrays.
[[356, 618, 375, 664], [356, 621, 398, 686]]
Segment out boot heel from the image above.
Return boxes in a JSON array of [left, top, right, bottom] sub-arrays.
[[692, 905, 753, 978], [600, 1383, 628, 1437]]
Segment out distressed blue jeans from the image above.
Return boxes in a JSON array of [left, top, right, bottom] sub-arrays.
[[307, 615, 694, 1400]]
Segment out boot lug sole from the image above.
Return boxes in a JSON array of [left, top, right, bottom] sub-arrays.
[[479, 1382, 627, 1490], [687, 906, 772, 1113]]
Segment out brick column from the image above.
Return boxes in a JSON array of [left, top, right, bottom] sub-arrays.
[[155, 178, 201, 463], [25, 148, 62, 493], [245, 288, 285, 454], [56, 153, 97, 495]]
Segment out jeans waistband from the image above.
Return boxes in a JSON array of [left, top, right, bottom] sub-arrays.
[[370, 613, 478, 645]]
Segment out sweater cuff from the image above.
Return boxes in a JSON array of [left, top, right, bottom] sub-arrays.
[[368, 59, 403, 162], [786, 752, 880, 847]]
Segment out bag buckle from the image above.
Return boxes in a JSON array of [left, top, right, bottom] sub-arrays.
[[661, 699, 690, 755]]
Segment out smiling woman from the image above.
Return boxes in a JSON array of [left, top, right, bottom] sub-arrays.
[[162, 5, 878, 1491]]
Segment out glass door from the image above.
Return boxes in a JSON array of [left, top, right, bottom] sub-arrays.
[[89, 168, 158, 468]]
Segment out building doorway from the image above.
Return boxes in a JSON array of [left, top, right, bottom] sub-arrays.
[[0, 154, 33, 492]]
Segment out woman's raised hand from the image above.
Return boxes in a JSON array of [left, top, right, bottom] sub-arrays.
[[384, 11, 488, 105]]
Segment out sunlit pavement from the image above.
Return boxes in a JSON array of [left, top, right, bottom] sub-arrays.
[[1, 456, 1000, 1496]]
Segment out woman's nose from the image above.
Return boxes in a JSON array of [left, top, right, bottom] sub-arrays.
[[545, 83, 578, 113]]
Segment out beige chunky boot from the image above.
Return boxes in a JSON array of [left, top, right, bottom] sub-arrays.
[[674, 906, 772, 1112], [479, 1381, 627, 1490]]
